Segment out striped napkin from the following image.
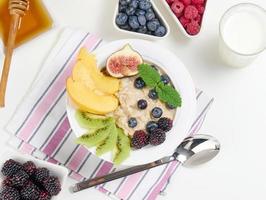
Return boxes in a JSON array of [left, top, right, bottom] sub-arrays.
[[5, 28, 214, 200]]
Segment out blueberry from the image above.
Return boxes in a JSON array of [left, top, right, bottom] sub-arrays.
[[145, 10, 155, 21], [120, 0, 131, 5], [148, 89, 158, 100], [135, 9, 146, 16], [128, 117, 138, 128], [126, 6, 136, 15], [137, 99, 148, 109], [137, 25, 147, 34], [160, 74, 170, 84], [139, 0, 152, 10], [119, 5, 127, 12], [116, 13, 128, 26], [146, 121, 158, 133], [129, 0, 139, 8], [138, 15, 146, 26], [119, 24, 131, 31], [129, 16, 140, 29], [147, 19, 160, 31], [151, 107, 163, 118], [154, 25, 167, 37], [166, 103, 176, 110], [134, 77, 146, 89], [147, 31, 153, 35]]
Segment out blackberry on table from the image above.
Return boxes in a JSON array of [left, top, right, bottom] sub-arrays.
[[1, 159, 23, 177], [23, 161, 37, 176], [0, 186, 20, 200], [34, 168, 49, 183], [158, 117, 173, 132], [149, 128, 166, 146], [20, 181, 40, 200], [10, 170, 29, 187], [2, 177, 12, 187], [131, 130, 149, 149], [43, 176, 61, 196], [39, 190, 51, 200]]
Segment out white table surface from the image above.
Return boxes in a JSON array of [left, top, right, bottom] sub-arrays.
[[0, 0, 266, 199]]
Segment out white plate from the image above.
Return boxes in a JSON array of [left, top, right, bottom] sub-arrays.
[[66, 39, 196, 166], [0, 150, 68, 199]]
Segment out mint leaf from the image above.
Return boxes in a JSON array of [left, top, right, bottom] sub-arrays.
[[138, 64, 160, 87], [156, 82, 182, 107]]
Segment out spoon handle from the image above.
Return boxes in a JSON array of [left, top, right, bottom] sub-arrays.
[[73, 156, 174, 193]]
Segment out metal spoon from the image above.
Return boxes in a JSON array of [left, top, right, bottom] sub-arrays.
[[72, 134, 220, 193]]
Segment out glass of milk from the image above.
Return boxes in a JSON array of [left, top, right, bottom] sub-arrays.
[[219, 3, 266, 68]]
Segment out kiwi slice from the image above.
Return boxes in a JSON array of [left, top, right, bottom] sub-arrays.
[[96, 123, 118, 156], [113, 128, 131, 165], [76, 125, 112, 148], [75, 110, 111, 130]]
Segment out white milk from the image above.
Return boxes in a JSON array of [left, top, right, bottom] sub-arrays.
[[219, 3, 266, 68]]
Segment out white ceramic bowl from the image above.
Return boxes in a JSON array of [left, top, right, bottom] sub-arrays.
[[161, 0, 208, 38], [0, 150, 68, 199], [113, 0, 170, 40], [66, 39, 196, 166]]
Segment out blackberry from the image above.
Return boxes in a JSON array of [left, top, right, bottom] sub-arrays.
[[20, 181, 40, 200], [23, 161, 37, 176], [151, 107, 163, 118], [1, 159, 23, 177], [149, 128, 166, 145], [0, 187, 20, 200], [146, 121, 158, 133], [2, 177, 12, 187], [158, 117, 173, 132], [134, 77, 145, 89], [39, 190, 51, 200], [10, 170, 29, 187], [131, 130, 149, 149], [34, 168, 49, 183], [43, 176, 61, 196], [137, 99, 147, 109]]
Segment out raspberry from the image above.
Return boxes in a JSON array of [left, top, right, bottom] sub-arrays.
[[179, 16, 190, 28], [180, 0, 191, 6], [196, 4, 205, 14], [158, 118, 173, 132], [34, 168, 50, 183], [43, 176, 61, 196], [192, 0, 205, 4], [23, 161, 37, 176], [149, 129, 166, 146], [166, 0, 175, 5], [39, 190, 52, 200], [10, 170, 29, 187], [171, 1, 184, 17], [195, 14, 202, 24], [1, 159, 23, 177], [186, 20, 200, 35], [0, 187, 20, 200], [20, 181, 40, 200], [131, 130, 149, 149], [184, 5, 198, 19]]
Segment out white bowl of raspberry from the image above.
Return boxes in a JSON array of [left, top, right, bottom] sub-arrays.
[[162, 0, 208, 38], [0, 150, 68, 200]]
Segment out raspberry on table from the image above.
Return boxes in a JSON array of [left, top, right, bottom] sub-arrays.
[[34, 168, 50, 183], [0, 186, 20, 200], [195, 14, 202, 24], [171, 1, 185, 17], [10, 170, 29, 187], [191, 0, 205, 5], [20, 181, 40, 200], [23, 161, 37, 176], [158, 117, 173, 132], [181, 0, 192, 6], [1, 159, 23, 177], [196, 4, 205, 14], [184, 5, 198, 19], [166, 0, 175, 5], [186, 20, 200, 35], [149, 128, 166, 146], [131, 130, 149, 149], [179, 16, 190, 28], [43, 176, 61, 196]]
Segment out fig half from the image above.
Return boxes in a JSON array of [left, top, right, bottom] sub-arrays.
[[106, 44, 143, 78]]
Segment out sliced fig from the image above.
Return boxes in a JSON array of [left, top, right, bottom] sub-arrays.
[[106, 44, 143, 78]]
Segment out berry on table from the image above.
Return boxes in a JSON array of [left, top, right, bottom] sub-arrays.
[[149, 128, 166, 145], [191, 0, 205, 5], [137, 99, 148, 110], [23, 161, 37, 176], [146, 121, 159, 133], [166, 0, 175, 5], [119, 0, 132, 6], [138, 15, 146, 26], [148, 89, 158, 100], [10, 170, 29, 187], [128, 117, 138, 128], [184, 5, 198, 19], [158, 117, 173, 132], [137, 25, 148, 33], [160, 74, 170, 84], [34, 168, 50, 183], [131, 130, 149, 149], [181, 0, 192, 6], [129, 16, 140, 29], [151, 107, 163, 118], [20, 181, 40, 200], [179, 16, 190, 28], [166, 103, 176, 109], [139, 0, 152, 10], [116, 13, 128, 26], [171, 1, 185, 17], [145, 10, 155, 21], [0, 187, 20, 200], [196, 4, 205, 14], [154, 26, 167, 37], [2, 177, 12, 187], [43, 176, 61, 196], [147, 19, 160, 31], [119, 24, 131, 31], [126, 6, 136, 15], [119, 4, 127, 12], [186, 20, 200, 35], [39, 190, 52, 200], [1, 159, 23, 177], [129, 0, 139, 8], [135, 9, 146, 16], [134, 77, 146, 89]]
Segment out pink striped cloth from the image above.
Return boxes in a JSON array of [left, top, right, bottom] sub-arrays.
[[5, 28, 214, 200]]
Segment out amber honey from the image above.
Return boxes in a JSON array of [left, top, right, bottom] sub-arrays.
[[0, 0, 53, 47]]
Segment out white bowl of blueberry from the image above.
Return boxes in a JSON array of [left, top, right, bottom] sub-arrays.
[[114, 0, 170, 39]]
